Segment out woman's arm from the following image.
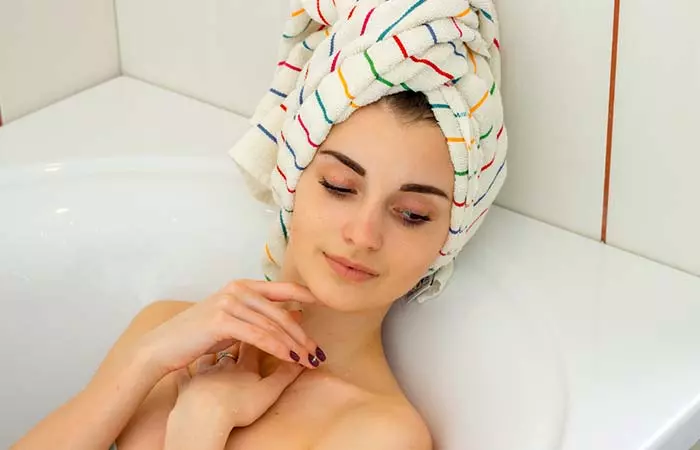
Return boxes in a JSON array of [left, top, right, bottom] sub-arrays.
[[163, 343, 305, 450], [163, 403, 232, 450], [12, 280, 322, 450], [11, 300, 193, 450]]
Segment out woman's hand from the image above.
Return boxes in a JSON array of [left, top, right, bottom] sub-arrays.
[[138, 279, 325, 379], [164, 343, 305, 449]]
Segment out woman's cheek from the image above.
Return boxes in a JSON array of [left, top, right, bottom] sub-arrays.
[[305, 194, 344, 233], [395, 233, 439, 269]]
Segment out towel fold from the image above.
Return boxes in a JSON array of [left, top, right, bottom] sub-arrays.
[[230, 0, 507, 303]]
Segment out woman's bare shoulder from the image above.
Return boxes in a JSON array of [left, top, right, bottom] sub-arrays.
[[312, 396, 432, 450]]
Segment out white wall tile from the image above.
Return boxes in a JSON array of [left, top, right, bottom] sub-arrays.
[[608, 1, 700, 276], [116, 0, 288, 118], [0, 0, 119, 123], [495, 0, 615, 239]]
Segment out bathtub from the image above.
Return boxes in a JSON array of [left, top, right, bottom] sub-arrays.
[[0, 148, 565, 444], [0, 77, 566, 449], [6, 76, 700, 450]]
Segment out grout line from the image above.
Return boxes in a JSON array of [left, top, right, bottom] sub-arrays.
[[112, 0, 123, 74], [601, 0, 621, 243], [122, 74, 250, 119]]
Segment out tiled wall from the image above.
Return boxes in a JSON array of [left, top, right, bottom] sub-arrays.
[[496, 0, 615, 240], [0, 0, 119, 123], [115, 0, 288, 118], [607, 0, 700, 276]]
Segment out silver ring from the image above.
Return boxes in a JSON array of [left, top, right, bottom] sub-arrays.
[[215, 351, 237, 364]]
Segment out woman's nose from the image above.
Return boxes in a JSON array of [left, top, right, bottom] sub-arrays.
[[342, 205, 383, 251]]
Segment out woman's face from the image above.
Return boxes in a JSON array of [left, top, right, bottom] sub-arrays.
[[283, 101, 454, 312]]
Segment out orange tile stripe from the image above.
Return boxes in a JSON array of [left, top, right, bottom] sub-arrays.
[[291, 8, 305, 17], [601, 0, 621, 243]]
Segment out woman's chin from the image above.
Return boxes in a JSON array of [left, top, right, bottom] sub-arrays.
[[302, 273, 380, 313], [293, 251, 387, 312]]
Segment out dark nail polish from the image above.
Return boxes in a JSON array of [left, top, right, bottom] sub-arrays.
[[315, 346, 327, 362], [290, 350, 300, 362], [308, 353, 320, 367]]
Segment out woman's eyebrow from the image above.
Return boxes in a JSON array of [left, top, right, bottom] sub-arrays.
[[400, 183, 449, 200], [318, 150, 366, 176], [319, 149, 449, 200]]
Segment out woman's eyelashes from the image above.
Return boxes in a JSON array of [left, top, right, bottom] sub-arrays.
[[319, 178, 355, 196], [395, 209, 431, 227], [318, 178, 432, 227]]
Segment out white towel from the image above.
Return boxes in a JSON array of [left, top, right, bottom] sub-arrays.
[[230, 0, 507, 303]]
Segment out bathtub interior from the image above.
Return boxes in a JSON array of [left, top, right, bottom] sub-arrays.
[[0, 77, 566, 450]]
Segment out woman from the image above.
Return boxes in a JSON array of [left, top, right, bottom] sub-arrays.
[[12, 0, 506, 448]]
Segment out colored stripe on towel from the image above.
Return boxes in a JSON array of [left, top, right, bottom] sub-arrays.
[[269, 88, 288, 98], [281, 130, 307, 170], [315, 90, 334, 124], [394, 35, 453, 79], [278, 61, 302, 72], [257, 124, 277, 144], [276, 165, 296, 193], [361, 8, 376, 36], [365, 50, 394, 87], [377, 0, 426, 41]]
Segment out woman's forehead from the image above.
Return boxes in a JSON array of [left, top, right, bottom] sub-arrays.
[[320, 103, 452, 177]]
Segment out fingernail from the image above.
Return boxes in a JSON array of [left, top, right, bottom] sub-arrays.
[[290, 350, 300, 363], [315, 346, 326, 362], [308, 354, 320, 367]]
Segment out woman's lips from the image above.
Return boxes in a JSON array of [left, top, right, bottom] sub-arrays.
[[324, 253, 378, 282]]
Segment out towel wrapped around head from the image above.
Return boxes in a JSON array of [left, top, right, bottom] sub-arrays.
[[230, 0, 508, 303]]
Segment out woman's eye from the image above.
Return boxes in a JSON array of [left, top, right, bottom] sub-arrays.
[[319, 178, 430, 227], [397, 209, 431, 227], [319, 178, 354, 196]]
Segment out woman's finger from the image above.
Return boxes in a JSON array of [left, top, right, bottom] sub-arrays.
[[230, 287, 320, 363], [215, 342, 241, 368], [221, 280, 319, 305], [219, 285, 324, 366], [215, 294, 316, 369], [229, 341, 242, 359], [221, 295, 300, 351], [196, 353, 216, 372], [217, 315, 307, 367], [206, 338, 237, 355]]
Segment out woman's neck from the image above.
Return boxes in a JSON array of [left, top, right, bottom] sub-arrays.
[[299, 303, 388, 376], [279, 266, 392, 381]]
